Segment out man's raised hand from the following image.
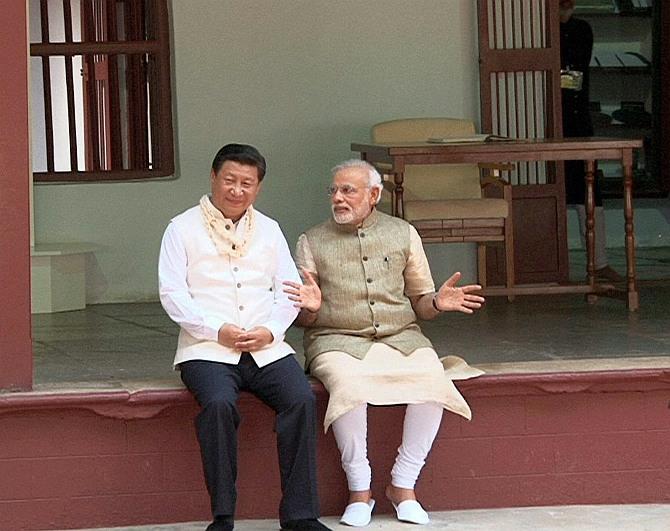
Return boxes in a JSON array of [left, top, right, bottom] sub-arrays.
[[434, 272, 485, 314], [283, 268, 321, 313]]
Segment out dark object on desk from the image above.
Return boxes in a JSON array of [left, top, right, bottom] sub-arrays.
[[589, 101, 612, 129], [612, 101, 651, 127], [617, 0, 653, 15], [591, 112, 612, 128]]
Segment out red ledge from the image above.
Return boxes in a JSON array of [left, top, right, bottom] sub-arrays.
[[0, 388, 194, 419], [461, 368, 670, 396], [1, 369, 669, 419]]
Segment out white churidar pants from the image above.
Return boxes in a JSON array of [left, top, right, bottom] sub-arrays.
[[331, 402, 444, 491]]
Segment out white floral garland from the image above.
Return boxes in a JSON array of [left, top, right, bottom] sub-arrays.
[[199, 194, 255, 258]]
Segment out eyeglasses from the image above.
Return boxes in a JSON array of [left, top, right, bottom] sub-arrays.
[[327, 184, 369, 197]]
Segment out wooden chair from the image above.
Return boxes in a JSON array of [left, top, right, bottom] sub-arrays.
[[371, 117, 515, 297]]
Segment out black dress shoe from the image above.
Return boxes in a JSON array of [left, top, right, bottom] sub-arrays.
[[280, 518, 331, 530], [206, 515, 234, 531]]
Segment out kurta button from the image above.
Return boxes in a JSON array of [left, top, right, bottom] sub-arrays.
[[360, 232, 365, 237], [225, 224, 231, 230], [367, 278, 372, 283], [232, 244, 236, 250], [233, 267, 239, 272], [374, 323, 380, 328], [363, 256, 368, 261], [370, 300, 375, 305], [239, 305, 244, 311], [237, 283, 241, 288]]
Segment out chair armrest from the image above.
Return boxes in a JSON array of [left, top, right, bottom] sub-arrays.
[[481, 175, 511, 189], [479, 163, 514, 201], [382, 179, 396, 193], [479, 162, 514, 189], [369, 163, 397, 190], [477, 162, 515, 173]]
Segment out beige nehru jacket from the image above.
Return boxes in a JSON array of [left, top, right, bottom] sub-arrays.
[[296, 209, 436, 366]]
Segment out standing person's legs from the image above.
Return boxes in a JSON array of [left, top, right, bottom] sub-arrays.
[[180, 360, 242, 528], [565, 160, 620, 279], [244, 354, 321, 525], [575, 204, 609, 270]]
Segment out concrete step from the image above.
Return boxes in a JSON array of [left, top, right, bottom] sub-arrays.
[[67, 504, 670, 531]]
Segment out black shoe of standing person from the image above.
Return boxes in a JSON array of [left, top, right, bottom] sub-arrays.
[[280, 518, 332, 530], [206, 515, 234, 531]]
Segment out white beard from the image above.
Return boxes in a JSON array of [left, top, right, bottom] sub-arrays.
[[331, 203, 371, 225], [332, 207, 354, 224]]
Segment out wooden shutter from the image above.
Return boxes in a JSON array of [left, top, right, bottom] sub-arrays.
[[31, 0, 173, 182], [477, 0, 568, 284]]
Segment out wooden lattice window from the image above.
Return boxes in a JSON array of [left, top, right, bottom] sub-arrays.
[[30, 0, 173, 182]]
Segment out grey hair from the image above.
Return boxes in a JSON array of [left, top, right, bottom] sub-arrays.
[[330, 159, 384, 204]]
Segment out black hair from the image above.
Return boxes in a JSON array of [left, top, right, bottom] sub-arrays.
[[211, 143, 267, 181]]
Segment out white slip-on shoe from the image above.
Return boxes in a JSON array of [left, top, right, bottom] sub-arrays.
[[340, 499, 375, 527], [392, 499, 430, 525]]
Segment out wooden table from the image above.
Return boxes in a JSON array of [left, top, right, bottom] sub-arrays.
[[351, 137, 643, 310]]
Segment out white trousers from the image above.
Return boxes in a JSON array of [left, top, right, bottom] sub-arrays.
[[331, 402, 444, 491], [574, 204, 608, 269]]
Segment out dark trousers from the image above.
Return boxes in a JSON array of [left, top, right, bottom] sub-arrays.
[[180, 355, 320, 524], [563, 104, 602, 207], [565, 160, 603, 207]]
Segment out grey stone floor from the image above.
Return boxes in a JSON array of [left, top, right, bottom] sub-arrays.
[[67, 504, 670, 530], [31, 247, 670, 388]]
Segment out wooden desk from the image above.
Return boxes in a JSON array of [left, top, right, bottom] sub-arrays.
[[351, 137, 643, 310]]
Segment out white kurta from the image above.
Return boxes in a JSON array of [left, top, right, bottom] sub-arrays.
[[159, 205, 301, 368]]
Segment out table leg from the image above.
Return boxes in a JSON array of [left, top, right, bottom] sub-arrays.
[[585, 160, 596, 293], [393, 160, 406, 219], [622, 149, 639, 311]]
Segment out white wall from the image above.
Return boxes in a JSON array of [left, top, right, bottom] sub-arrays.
[[33, 0, 481, 303]]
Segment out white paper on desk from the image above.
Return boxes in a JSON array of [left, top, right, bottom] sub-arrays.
[[593, 51, 624, 67], [618, 52, 649, 67]]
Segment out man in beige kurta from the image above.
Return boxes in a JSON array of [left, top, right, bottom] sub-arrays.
[[283, 160, 484, 527]]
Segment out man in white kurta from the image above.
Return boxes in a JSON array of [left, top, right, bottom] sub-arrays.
[[283, 160, 484, 527], [159, 144, 329, 531]]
